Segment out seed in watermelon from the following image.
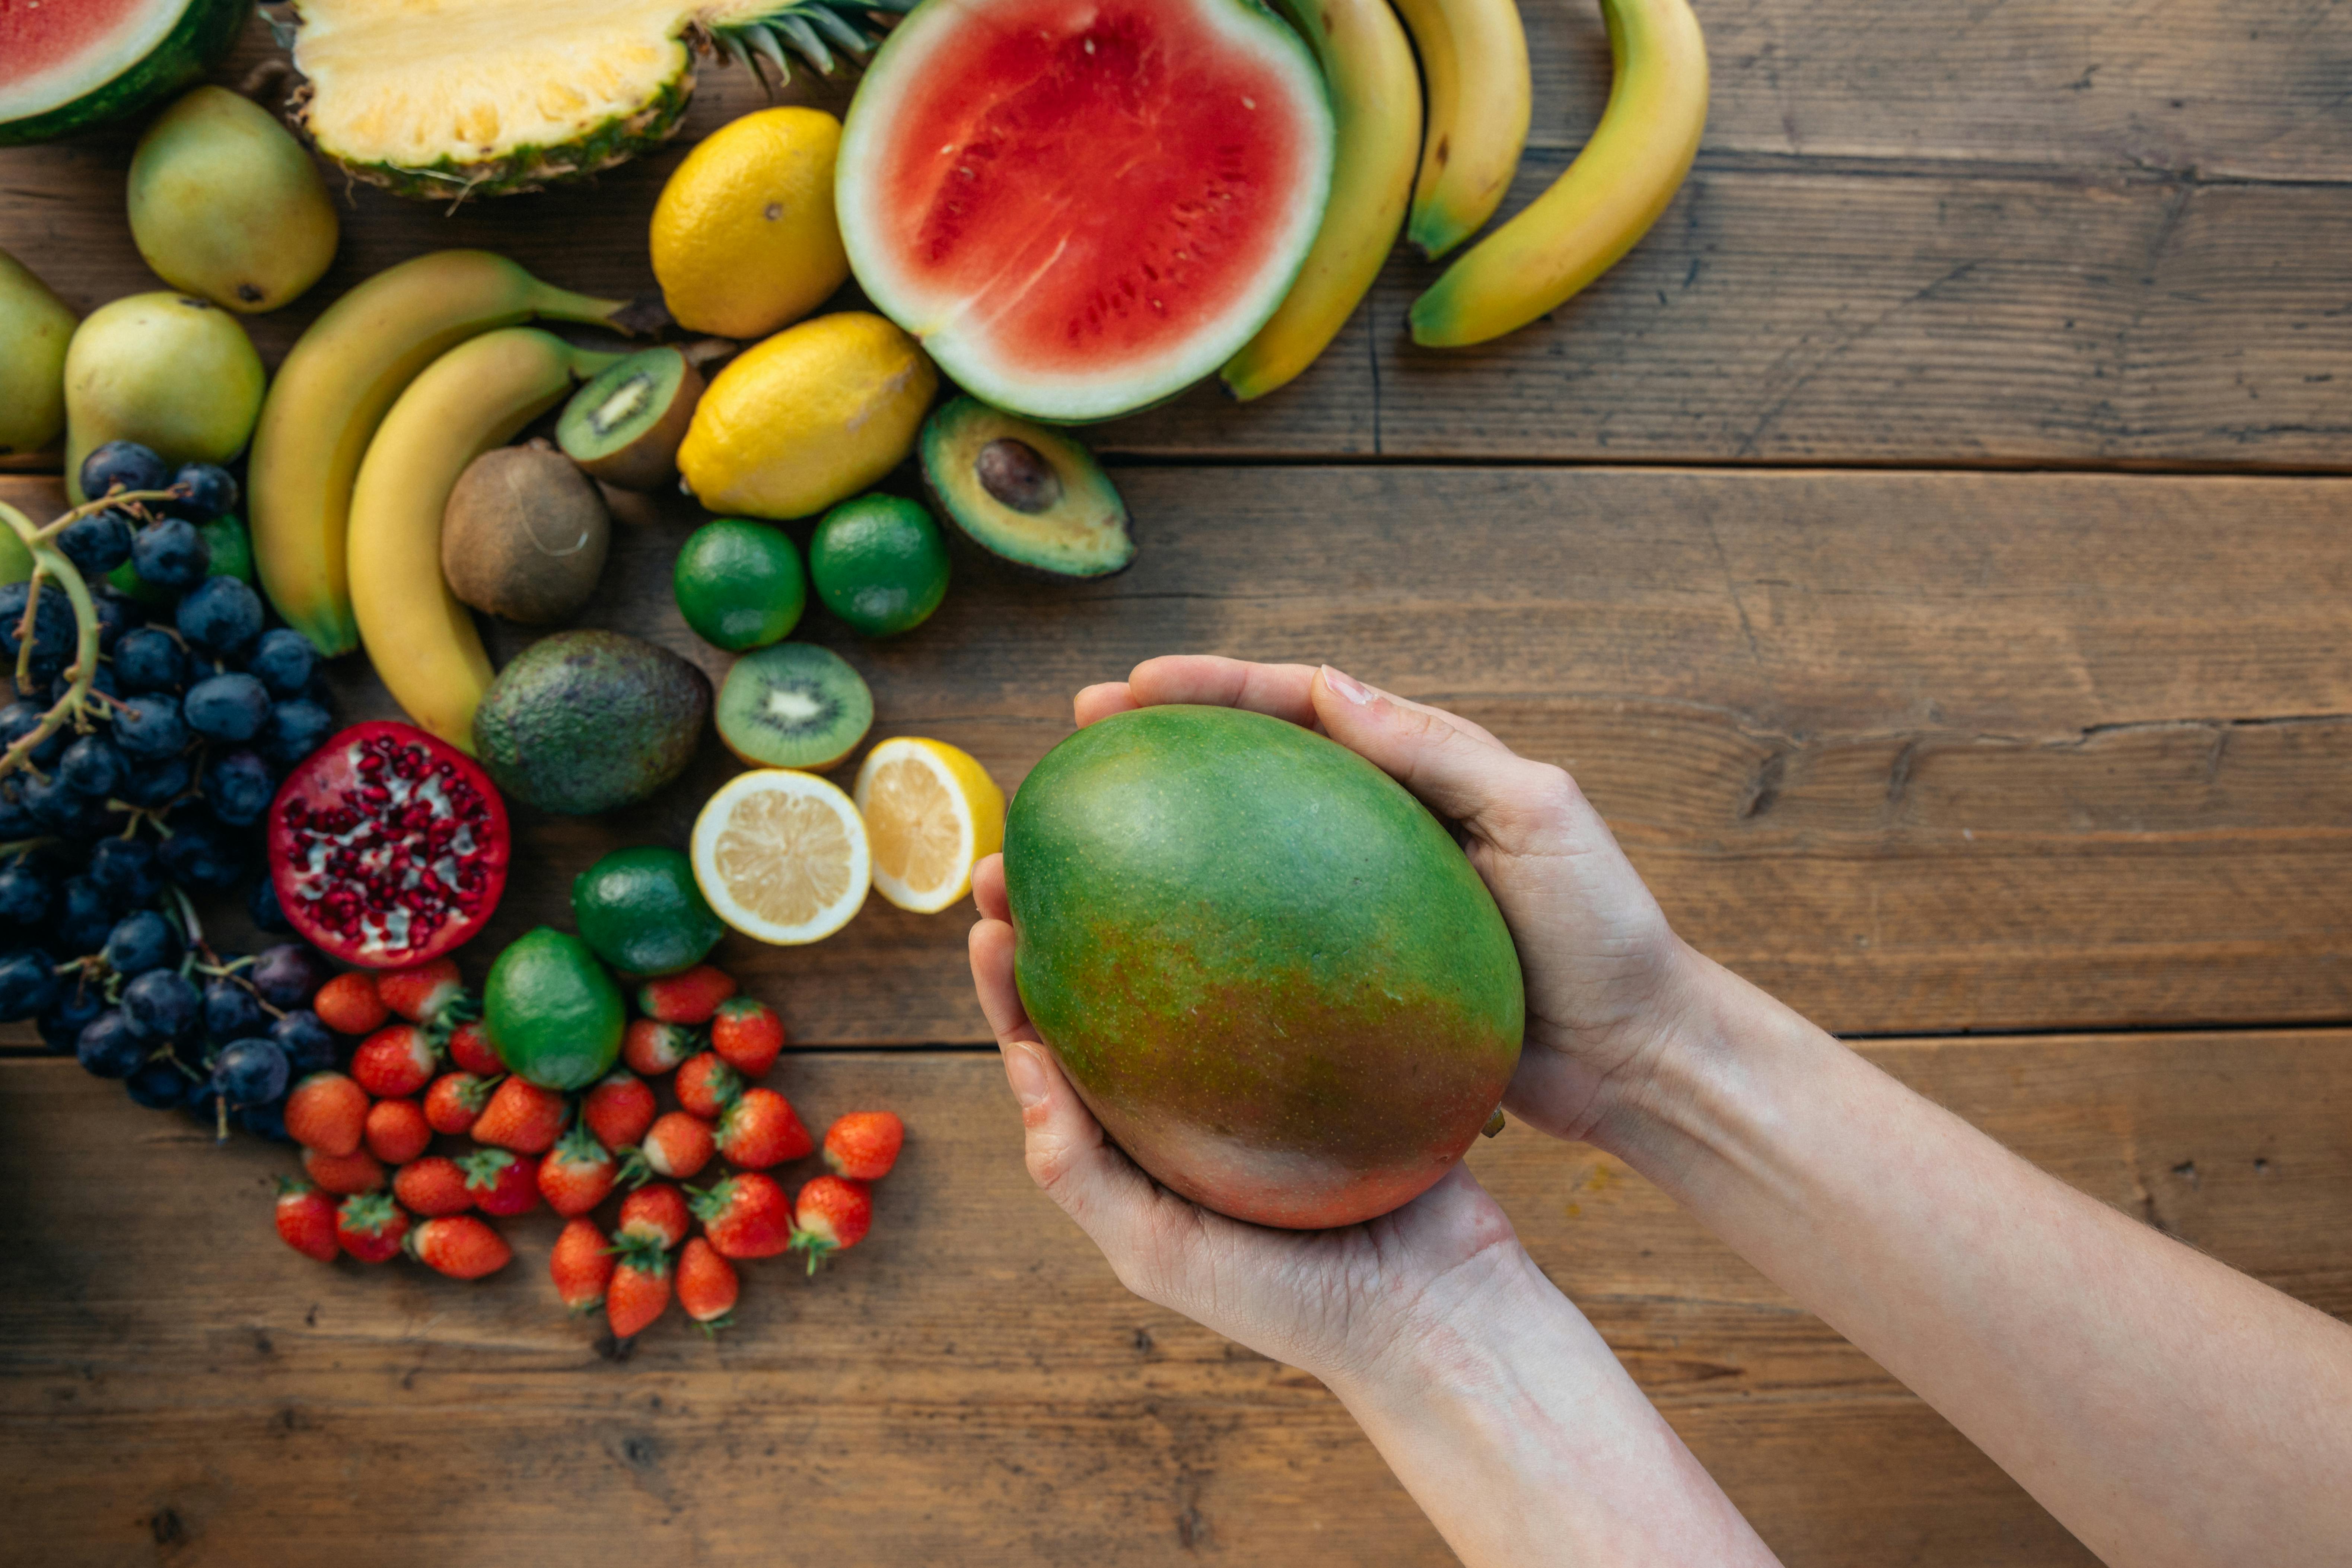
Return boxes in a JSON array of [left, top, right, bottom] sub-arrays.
[[0, 0, 250, 148], [836, 0, 1334, 423]]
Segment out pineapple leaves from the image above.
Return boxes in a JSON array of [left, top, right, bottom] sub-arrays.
[[713, 1, 902, 86]]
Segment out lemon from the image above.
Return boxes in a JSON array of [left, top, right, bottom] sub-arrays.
[[679, 311, 938, 520], [693, 768, 871, 944], [853, 738, 1005, 913], [651, 106, 851, 338]]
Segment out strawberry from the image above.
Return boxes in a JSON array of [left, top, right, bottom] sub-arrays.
[[789, 1175, 872, 1274], [621, 1017, 696, 1077], [470, 1076, 567, 1154], [673, 1051, 741, 1119], [304, 1144, 386, 1196], [637, 964, 737, 1025], [363, 1097, 432, 1165], [423, 1070, 496, 1135], [378, 957, 465, 1024], [460, 1148, 541, 1217], [822, 1111, 904, 1181], [551, 1217, 614, 1313], [617, 1182, 690, 1250], [274, 1176, 340, 1263], [351, 1023, 438, 1098], [538, 1126, 618, 1218], [714, 1087, 812, 1170], [582, 1070, 656, 1150], [445, 1018, 502, 1077], [335, 1192, 410, 1263], [284, 1071, 369, 1157], [633, 1111, 714, 1181], [690, 1172, 794, 1260], [392, 1155, 474, 1216], [709, 995, 784, 1078], [606, 1238, 671, 1339], [312, 971, 389, 1036], [405, 1214, 511, 1279], [677, 1238, 737, 1331]]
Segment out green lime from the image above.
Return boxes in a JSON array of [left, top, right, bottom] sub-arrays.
[[674, 517, 804, 651], [108, 555, 172, 606], [199, 514, 255, 584], [483, 927, 626, 1090], [572, 845, 726, 977], [809, 494, 949, 638], [0, 524, 31, 587]]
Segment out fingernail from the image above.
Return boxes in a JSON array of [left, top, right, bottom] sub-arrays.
[[1322, 665, 1373, 706], [1003, 1042, 1051, 1108]]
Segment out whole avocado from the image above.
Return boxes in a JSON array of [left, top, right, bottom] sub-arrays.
[[1003, 705, 1524, 1230], [484, 927, 624, 1090], [472, 630, 710, 815]]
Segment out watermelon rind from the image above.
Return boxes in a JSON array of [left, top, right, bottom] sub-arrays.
[[0, 0, 253, 148]]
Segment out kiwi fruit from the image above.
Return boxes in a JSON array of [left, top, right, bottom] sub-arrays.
[[717, 643, 873, 770], [557, 347, 703, 491], [442, 440, 610, 624]]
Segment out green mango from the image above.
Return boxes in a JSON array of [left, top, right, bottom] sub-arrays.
[[64, 292, 264, 503], [0, 249, 77, 457], [128, 87, 338, 315]]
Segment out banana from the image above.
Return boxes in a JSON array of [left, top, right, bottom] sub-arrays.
[[249, 251, 635, 658], [347, 328, 619, 750], [1220, 0, 1420, 401], [1391, 0, 1531, 260], [1409, 0, 1706, 347]]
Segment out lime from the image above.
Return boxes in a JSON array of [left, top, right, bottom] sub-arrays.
[[809, 494, 949, 637], [572, 845, 727, 976], [674, 517, 805, 651], [483, 927, 625, 1090]]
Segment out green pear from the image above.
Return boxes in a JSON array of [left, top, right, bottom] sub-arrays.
[[128, 86, 338, 314], [0, 248, 77, 457], [64, 292, 265, 503]]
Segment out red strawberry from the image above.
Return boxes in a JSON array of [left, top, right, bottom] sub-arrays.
[[606, 1239, 671, 1339], [284, 1071, 369, 1157], [673, 1052, 741, 1119], [714, 1087, 812, 1170], [617, 1182, 690, 1250], [709, 996, 784, 1078], [470, 1076, 567, 1154], [690, 1172, 794, 1260], [637, 964, 737, 1025], [789, 1175, 872, 1274], [392, 1155, 474, 1216], [634, 1111, 714, 1181], [405, 1214, 511, 1279], [312, 971, 389, 1036], [621, 1017, 696, 1077], [538, 1126, 618, 1218], [551, 1217, 614, 1313], [822, 1111, 904, 1181], [363, 1097, 432, 1165], [460, 1148, 541, 1217], [335, 1192, 410, 1263], [378, 957, 465, 1024], [304, 1144, 386, 1196], [677, 1238, 738, 1331], [423, 1070, 496, 1135], [445, 1018, 501, 1076], [582, 1070, 655, 1150], [274, 1177, 339, 1263], [351, 1023, 437, 1098]]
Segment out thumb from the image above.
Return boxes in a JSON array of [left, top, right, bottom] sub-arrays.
[[1311, 665, 1563, 839]]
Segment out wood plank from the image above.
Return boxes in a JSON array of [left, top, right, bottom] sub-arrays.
[[4, 1028, 2344, 1564]]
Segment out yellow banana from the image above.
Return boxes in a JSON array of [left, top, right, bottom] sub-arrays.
[[1221, 0, 1420, 401], [1391, 0, 1531, 260], [1410, 0, 1706, 347], [249, 251, 635, 658], [347, 328, 619, 751]]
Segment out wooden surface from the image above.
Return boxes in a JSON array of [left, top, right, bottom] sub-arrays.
[[5, 0, 2351, 1562]]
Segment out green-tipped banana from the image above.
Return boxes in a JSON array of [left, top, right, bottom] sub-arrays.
[[1391, 0, 1531, 260], [1410, 0, 1706, 347], [249, 250, 637, 656]]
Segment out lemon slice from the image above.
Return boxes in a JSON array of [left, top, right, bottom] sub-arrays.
[[691, 770, 870, 944], [852, 737, 1006, 913]]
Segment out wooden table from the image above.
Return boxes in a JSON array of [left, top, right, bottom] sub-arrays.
[[5, 8, 2349, 1564]]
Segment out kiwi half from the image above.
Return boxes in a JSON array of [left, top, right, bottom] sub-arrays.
[[716, 642, 873, 770], [557, 347, 703, 491]]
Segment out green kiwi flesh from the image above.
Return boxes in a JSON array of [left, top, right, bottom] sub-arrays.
[[716, 642, 873, 771], [557, 347, 703, 491]]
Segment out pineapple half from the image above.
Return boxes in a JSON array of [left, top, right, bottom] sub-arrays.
[[284, 0, 911, 199]]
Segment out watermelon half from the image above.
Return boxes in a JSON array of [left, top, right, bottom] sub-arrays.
[[836, 0, 1333, 423], [0, 0, 251, 147]]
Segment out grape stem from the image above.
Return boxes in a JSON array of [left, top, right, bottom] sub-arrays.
[[0, 501, 105, 779]]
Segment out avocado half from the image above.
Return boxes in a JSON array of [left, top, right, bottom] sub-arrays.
[[918, 396, 1136, 580]]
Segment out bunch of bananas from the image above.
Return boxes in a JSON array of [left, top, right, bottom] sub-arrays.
[[1223, 0, 1708, 398]]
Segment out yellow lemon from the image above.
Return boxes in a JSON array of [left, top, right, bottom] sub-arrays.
[[852, 737, 1005, 913], [692, 769, 871, 945], [679, 311, 937, 519], [652, 106, 851, 338]]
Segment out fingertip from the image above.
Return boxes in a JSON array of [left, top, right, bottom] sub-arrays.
[[971, 852, 1008, 920], [1074, 682, 1138, 727], [967, 915, 1037, 1046]]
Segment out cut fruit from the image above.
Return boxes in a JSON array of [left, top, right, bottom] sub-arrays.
[[692, 768, 870, 944], [0, 0, 249, 147], [716, 642, 872, 771], [852, 737, 1004, 914], [920, 396, 1134, 579], [558, 347, 703, 491], [835, 0, 1334, 422]]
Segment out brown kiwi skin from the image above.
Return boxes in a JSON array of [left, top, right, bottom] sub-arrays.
[[573, 355, 705, 492], [442, 440, 611, 625]]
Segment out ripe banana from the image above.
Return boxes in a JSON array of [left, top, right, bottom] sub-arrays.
[[1409, 0, 1707, 347], [347, 328, 619, 750], [1220, 0, 1420, 401], [249, 251, 634, 658], [1391, 0, 1531, 260]]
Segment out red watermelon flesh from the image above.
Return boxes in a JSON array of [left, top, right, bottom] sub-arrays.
[[1, 0, 248, 146], [2, 0, 155, 80]]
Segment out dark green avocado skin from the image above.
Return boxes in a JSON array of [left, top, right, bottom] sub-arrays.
[[1004, 705, 1524, 1229], [919, 395, 1136, 581], [472, 630, 710, 815]]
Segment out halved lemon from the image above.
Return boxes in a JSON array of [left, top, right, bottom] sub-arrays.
[[852, 737, 1005, 913], [691, 769, 870, 944]]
